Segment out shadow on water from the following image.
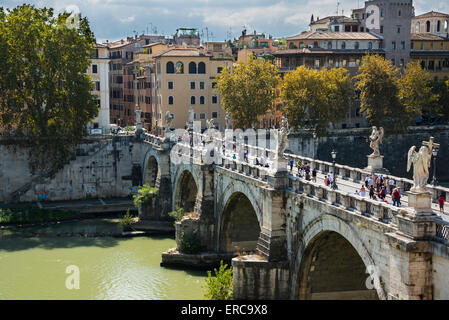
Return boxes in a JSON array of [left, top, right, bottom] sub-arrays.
[[0, 218, 175, 252]]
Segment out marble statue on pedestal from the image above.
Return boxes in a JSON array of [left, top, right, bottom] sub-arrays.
[[277, 115, 290, 158], [369, 126, 384, 157], [407, 143, 432, 193]]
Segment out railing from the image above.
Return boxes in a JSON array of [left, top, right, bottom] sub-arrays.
[[284, 152, 449, 202], [142, 132, 165, 148], [288, 174, 409, 226], [436, 220, 449, 245]]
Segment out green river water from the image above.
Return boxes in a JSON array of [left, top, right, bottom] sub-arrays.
[[0, 219, 207, 300]]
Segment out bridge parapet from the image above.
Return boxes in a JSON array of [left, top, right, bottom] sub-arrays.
[[284, 153, 449, 202]]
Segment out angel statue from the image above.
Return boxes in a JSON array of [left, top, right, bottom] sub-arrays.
[[369, 126, 384, 157], [407, 144, 432, 193], [225, 112, 231, 130], [277, 115, 290, 158], [206, 118, 215, 130], [165, 111, 174, 129]]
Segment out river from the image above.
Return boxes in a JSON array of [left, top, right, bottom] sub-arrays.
[[0, 219, 207, 300]]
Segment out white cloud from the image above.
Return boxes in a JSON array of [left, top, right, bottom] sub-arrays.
[[120, 15, 135, 23]]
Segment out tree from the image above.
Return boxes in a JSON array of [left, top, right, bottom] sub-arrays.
[[429, 80, 449, 122], [0, 5, 98, 174], [215, 54, 280, 129], [204, 261, 233, 300], [354, 55, 407, 132], [281, 66, 354, 136], [398, 60, 435, 122]]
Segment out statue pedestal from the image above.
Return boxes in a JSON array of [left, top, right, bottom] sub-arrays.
[[365, 155, 389, 174], [407, 191, 433, 216], [273, 157, 288, 174]]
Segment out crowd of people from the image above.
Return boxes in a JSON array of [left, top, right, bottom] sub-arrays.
[[289, 159, 317, 182]]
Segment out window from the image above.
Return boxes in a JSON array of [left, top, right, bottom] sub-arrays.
[[392, 41, 396, 50], [398, 10, 401, 17], [415, 22, 420, 33], [200, 96, 205, 104], [368, 42, 373, 50], [190, 81, 196, 90], [92, 64, 98, 74], [212, 112, 218, 118], [381, 9, 385, 17], [411, 42, 414, 50], [313, 41, 318, 48], [211, 82, 217, 89], [189, 62, 197, 74], [93, 81, 100, 91], [217, 67, 223, 74], [355, 42, 359, 50], [421, 42, 424, 50], [166, 61, 175, 74], [334, 26, 340, 32], [299, 42, 304, 48], [190, 96, 196, 105], [401, 41, 405, 50], [175, 61, 184, 74], [397, 27, 401, 34], [341, 42, 346, 49], [168, 96, 174, 105], [199, 113, 206, 120], [212, 96, 218, 104], [328, 41, 332, 49], [391, 59, 395, 66], [199, 81, 205, 90], [380, 26, 384, 33], [437, 20, 441, 32], [426, 21, 431, 33], [400, 59, 405, 67], [198, 62, 206, 74], [168, 81, 174, 89]]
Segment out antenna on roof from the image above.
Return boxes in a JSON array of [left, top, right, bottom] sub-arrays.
[[336, 1, 340, 15]]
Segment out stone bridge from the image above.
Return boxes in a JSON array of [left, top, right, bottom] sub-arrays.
[[137, 131, 449, 300]]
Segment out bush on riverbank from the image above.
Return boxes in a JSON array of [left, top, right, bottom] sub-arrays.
[[0, 207, 80, 224], [133, 184, 158, 207], [204, 261, 234, 300], [179, 230, 201, 254], [120, 209, 135, 231]]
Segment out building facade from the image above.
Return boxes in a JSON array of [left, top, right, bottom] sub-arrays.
[[87, 43, 111, 134], [152, 48, 233, 133], [410, 33, 449, 81], [412, 11, 449, 38], [358, 0, 414, 66], [108, 35, 168, 127]]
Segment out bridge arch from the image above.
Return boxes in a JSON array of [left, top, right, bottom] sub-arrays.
[[142, 150, 162, 188], [216, 182, 262, 254], [173, 168, 199, 213], [292, 214, 386, 300]]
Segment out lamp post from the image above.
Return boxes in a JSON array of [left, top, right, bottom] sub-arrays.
[[331, 150, 337, 190], [431, 147, 439, 186]]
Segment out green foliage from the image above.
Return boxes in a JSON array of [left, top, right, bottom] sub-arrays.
[[0, 207, 79, 224], [119, 209, 134, 231], [0, 5, 98, 175], [133, 184, 158, 207], [123, 125, 136, 132], [429, 80, 449, 121], [204, 261, 234, 300], [179, 230, 201, 254], [354, 55, 408, 133], [398, 60, 436, 122], [168, 206, 184, 222], [215, 54, 280, 129], [282, 66, 354, 136]]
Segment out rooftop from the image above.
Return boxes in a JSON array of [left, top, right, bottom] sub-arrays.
[[413, 11, 449, 19], [311, 15, 360, 25], [288, 31, 382, 41], [411, 33, 449, 41], [154, 48, 211, 58]]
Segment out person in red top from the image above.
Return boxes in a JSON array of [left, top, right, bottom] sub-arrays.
[[438, 194, 445, 214], [392, 187, 401, 207]]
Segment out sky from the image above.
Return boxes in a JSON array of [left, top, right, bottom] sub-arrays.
[[2, 0, 449, 43]]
